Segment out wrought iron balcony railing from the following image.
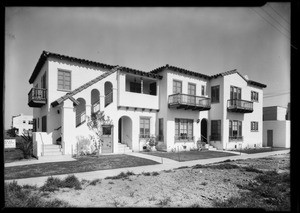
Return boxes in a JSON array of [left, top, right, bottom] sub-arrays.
[[227, 99, 253, 113], [229, 136, 243, 141], [168, 93, 211, 111], [28, 88, 47, 107]]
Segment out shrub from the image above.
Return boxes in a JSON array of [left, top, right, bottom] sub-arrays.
[[151, 171, 160, 176], [17, 133, 33, 159], [89, 179, 101, 186], [63, 175, 82, 190], [75, 136, 93, 156], [105, 171, 135, 180], [5, 181, 69, 207]]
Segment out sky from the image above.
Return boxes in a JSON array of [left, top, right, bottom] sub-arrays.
[[4, 3, 291, 129]]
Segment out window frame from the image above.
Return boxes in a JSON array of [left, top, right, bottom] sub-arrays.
[[251, 121, 259, 132], [201, 85, 206, 96], [140, 117, 151, 138], [173, 80, 182, 94], [211, 85, 220, 103], [251, 91, 259, 102], [57, 69, 72, 92], [229, 120, 243, 141], [211, 120, 221, 140], [175, 118, 194, 142], [230, 86, 242, 100]]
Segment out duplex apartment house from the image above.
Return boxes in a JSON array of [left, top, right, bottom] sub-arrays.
[[11, 113, 33, 136], [28, 51, 266, 157]]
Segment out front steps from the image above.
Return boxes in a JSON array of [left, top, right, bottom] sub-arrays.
[[42, 144, 63, 156], [118, 143, 132, 153]]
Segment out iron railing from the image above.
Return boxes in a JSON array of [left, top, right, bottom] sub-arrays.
[[229, 136, 243, 141], [175, 135, 194, 141], [28, 88, 47, 103], [227, 99, 253, 111], [168, 93, 210, 108]]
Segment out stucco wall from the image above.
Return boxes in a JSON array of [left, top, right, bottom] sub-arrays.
[[263, 120, 290, 148]]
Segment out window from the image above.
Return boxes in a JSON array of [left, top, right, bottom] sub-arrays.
[[28, 120, 33, 125], [229, 120, 242, 140], [211, 120, 221, 140], [251, 91, 259, 102], [173, 80, 182, 94], [37, 118, 39, 129], [102, 126, 112, 135], [188, 83, 196, 104], [33, 119, 37, 132], [175, 118, 193, 141], [76, 98, 86, 127], [130, 82, 141, 93], [140, 117, 150, 138], [41, 72, 46, 89], [201, 85, 205, 96], [230, 86, 241, 100], [42, 116, 47, 132], [251, 121, 259, 131], [58, 70, 71, 91], [23, 121, 26, 124], [158, 118, 164, 141], [211, 85, 220, 103]]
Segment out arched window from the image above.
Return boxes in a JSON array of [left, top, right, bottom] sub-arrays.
[[76, 98, 86, 127], [91, 89, 100, 114], [104, 81, 113, 107]]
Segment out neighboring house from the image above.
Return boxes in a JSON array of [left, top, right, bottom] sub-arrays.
[[263, 106, 290, 148], [28, 51, 266, 157], [11, 113, 33, 136]]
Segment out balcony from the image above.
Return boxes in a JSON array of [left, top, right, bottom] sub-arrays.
[[227, 99, 253, 113], [168, 94, 211, 111], [28, 88, 47, 108]]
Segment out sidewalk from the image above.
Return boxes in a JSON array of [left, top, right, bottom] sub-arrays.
[[4, 149, 290, 187]]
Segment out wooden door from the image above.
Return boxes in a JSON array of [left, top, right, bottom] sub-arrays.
[[102, 125, 113, 153]]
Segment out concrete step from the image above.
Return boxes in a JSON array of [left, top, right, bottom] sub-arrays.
[[44, 144, 62, 150], [118, 143, 132, 153], [43, 144, 63, 156], [43, 151, 64, 156]]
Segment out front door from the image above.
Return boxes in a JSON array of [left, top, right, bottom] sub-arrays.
[[201, 119, 207, 142], [102, 125, 113, 153], [267, 130, 273, 147]]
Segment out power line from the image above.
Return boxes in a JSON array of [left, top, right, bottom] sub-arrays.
[[260, 7, 290, 34], [263, 92, 290, 98], [267, 3, 290, 25], [250, 8, 297, 50]]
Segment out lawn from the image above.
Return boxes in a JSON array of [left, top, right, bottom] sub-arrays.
[[142, 150, 238, 162], [238, 147, 289, 154], [5, 154, 159, 180]]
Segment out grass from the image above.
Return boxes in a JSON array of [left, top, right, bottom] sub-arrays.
[[143, 150, 238, 162], [4, 181, 69, 207], [238, 147, 289, 154], [214, 171, 290, 211], [5, 154, 159, 180]]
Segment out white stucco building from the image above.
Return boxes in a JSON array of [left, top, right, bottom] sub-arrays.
[[263, 106, 290, 148], [11, 113, 33, 136], [28, 51, 267, 157]]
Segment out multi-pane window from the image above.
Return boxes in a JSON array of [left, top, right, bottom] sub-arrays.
[[211, 120, 221, 140], [188, 83, 196, 104], [42, 116, 47, 132], [229, 120, 242, 140], [230, 86, 242, 100], [173, 80, 182, 94], [158, 118, 164, 141], [130, 82, 141, 93], [140, 117, 150, 138], [251, 121, 259, 131], [251, 91, 259, 102], [175, 118, 193, 140], [58, 70, 71, 91], [201, 85, 205, 96], [211, 85, 220, 103]]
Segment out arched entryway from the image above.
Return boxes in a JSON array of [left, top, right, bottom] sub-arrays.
[[104, 81, 113, 107], [201, 119, 208, 142], [118, 116, 132, 149], [75, 98, 86, 127], [91, 89, 100, 114]]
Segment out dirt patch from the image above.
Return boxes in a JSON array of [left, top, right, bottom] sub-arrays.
[[44, 153, 290, 207]]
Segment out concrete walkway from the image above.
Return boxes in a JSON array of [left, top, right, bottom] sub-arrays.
[[4, 149, 290, 187]]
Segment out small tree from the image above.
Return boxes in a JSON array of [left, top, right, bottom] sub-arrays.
[[19, 132, 33, 159], [6, 127, 18, 138], [87, 111, 113, 156]]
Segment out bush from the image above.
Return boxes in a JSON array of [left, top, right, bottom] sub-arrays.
[[40, 175, 82, 192], [75, 136, 94, 156], [15, 133, 33, 159], [5, 181, 69, 207], [105, 171, 135, 180]]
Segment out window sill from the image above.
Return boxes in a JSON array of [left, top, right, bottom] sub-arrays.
[[57, 89, 72, 92], [251, 130, 259, 132]]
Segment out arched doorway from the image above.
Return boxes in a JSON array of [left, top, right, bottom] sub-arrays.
[[118, 116, 132, 149], [201, 119, 208, 142], [104, 81, 113, 107], [75, 98, 86, 127], [91, 89, 100, 114]]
